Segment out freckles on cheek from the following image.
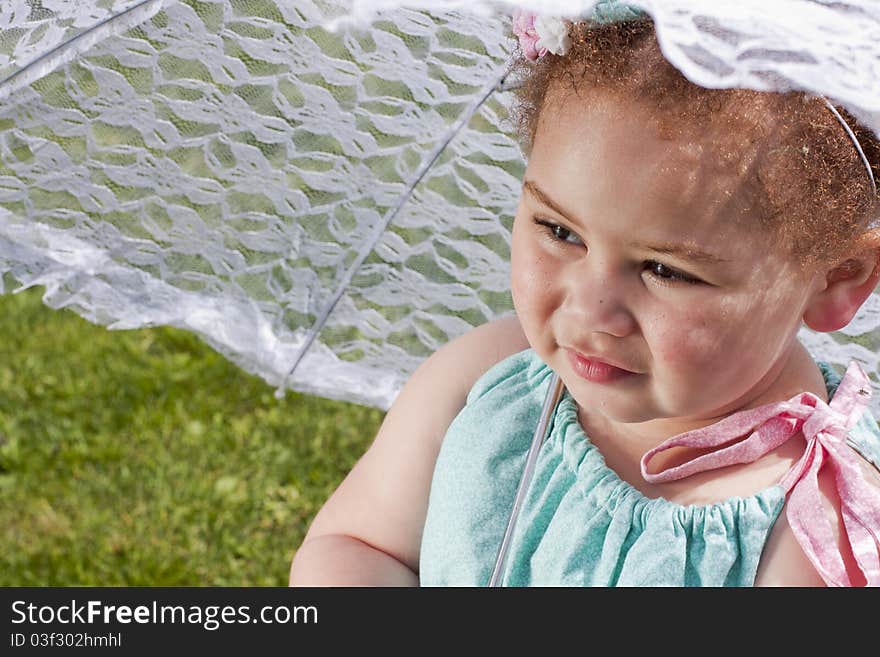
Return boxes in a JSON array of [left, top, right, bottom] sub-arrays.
[[509, 252, 529, 309], [510, 245, 551, 309], [650, 313, 731, 368], [510, 251, 554, 350], [651, 306, 766, 374]]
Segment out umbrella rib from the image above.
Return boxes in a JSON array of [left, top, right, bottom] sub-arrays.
[[0, 0, 171, 103], [275, 65, 514, 398]]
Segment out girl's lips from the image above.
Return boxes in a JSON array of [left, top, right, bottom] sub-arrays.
[[565, 349, 636, 383]]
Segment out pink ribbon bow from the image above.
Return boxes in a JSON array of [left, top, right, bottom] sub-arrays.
[[512, 9, 547, 61], [640, 361, 880, 587]]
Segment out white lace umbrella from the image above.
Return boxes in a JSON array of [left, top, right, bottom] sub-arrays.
[[1, 0, 878, 413]]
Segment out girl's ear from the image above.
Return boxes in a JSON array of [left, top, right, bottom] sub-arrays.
[[803, 228, 880, 332]]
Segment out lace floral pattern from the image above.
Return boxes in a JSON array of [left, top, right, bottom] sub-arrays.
[[1, 1, 878, 412]]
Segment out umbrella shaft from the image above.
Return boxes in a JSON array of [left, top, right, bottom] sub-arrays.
[[488, 372, 565, 587]]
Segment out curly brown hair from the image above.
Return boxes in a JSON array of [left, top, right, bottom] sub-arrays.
[[509, 18, 880, 267]]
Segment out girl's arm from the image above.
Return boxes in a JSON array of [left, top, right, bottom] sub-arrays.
[[289, 314, 530, 586]]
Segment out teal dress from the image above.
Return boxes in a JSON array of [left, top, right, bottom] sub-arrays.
[[419, 349, 880, 586]]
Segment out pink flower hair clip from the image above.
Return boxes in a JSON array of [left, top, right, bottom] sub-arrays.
[[512, 9, 571, 61]]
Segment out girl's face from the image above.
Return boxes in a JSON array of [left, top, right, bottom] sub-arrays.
[[511, 90, 826, 438]]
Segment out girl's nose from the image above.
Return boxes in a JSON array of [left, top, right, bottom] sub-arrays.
[[560, 259, 637, 338]]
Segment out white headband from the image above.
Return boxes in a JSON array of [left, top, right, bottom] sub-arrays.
[[821, 98, 877, 196]]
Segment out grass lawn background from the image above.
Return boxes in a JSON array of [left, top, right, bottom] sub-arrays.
[[0, 285, 384, 585], [4, 283, 878, 586]]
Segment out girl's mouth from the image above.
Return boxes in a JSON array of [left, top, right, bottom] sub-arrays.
[[565, 349, 637, 383]]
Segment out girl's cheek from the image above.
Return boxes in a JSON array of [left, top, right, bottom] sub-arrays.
[[510, 228, 553, 307], [509, 240, 529, 308], [650, 309, 731, 367], [512, 251, 551, 317]]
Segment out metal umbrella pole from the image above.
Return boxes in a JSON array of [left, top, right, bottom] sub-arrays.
[[488, 372, 566, 587]]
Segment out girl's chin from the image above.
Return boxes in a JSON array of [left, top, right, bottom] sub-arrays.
[[563, 382, 658, 425]]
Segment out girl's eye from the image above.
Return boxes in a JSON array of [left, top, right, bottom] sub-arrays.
[[531, 217, 704, 286], [533, 218, 583, 246], [644, 261, 703, 286]]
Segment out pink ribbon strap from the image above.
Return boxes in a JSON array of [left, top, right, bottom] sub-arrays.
[[640, 361, 880, 587]]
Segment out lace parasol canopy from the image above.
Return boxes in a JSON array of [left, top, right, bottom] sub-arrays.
[[1, 0, 878, 412]]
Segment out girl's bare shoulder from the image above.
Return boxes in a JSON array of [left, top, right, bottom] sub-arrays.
[[755, 451, 880, 587], [429, 313, 532, 397], [296, 314, 530, 574]]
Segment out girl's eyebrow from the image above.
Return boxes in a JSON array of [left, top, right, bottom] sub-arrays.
[[522, 179, 731, 265], [524, 179, 580, 224]]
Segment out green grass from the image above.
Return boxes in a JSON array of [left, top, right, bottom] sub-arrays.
[[0, 286, 384, 585]]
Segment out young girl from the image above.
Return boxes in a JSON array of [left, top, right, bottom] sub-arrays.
[[289, 6, 880, 586]]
